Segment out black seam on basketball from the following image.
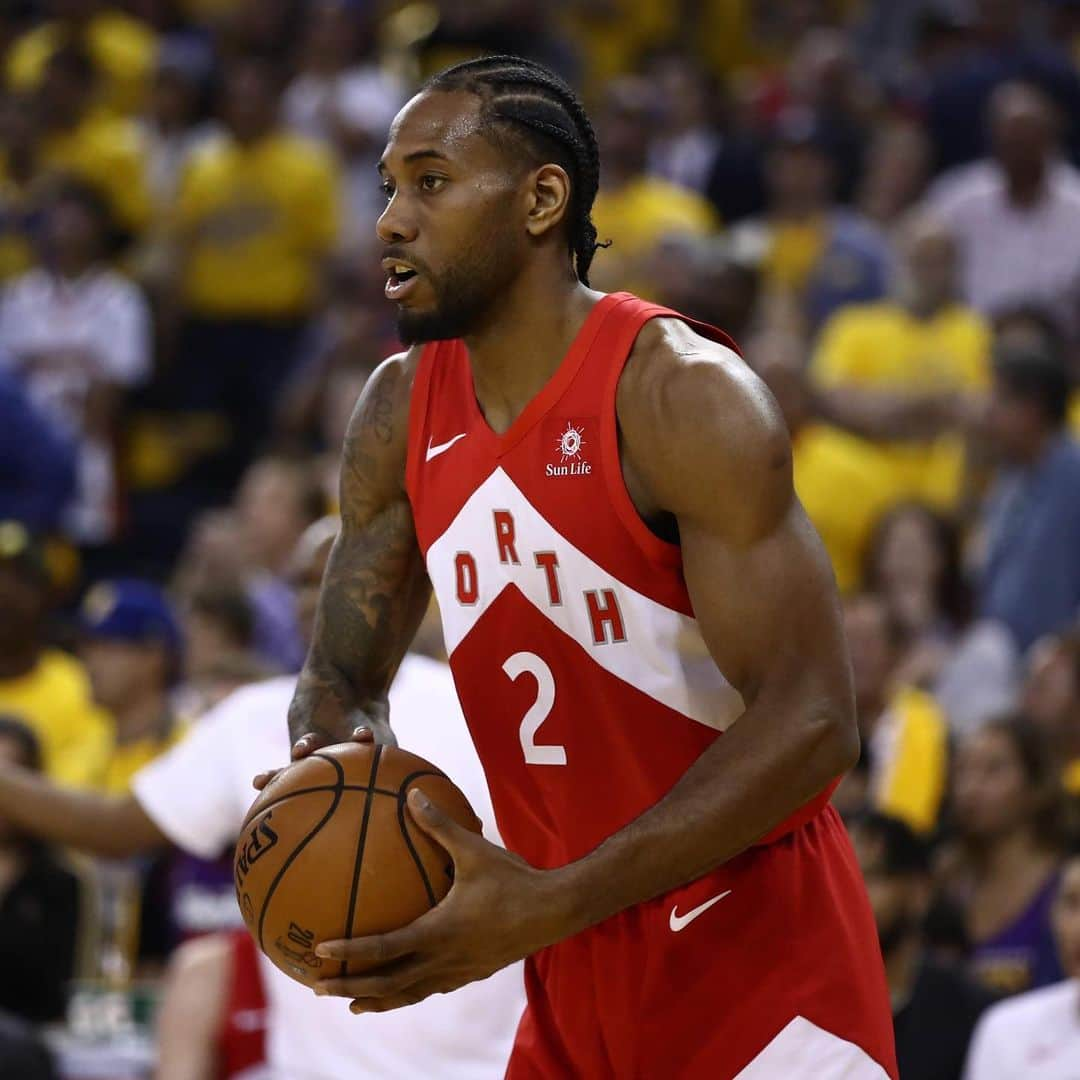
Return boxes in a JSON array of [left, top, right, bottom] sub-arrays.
[[242, 783, 401, 824], [256, 752, 346, 957], [396, 770, 447, 908], [340, 744, 383, 978]]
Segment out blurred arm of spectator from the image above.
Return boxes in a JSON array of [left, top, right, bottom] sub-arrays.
[[155, 934, 239, 1080], [0, 759, 165, 859], [0, 367, 76, 531], [814, 382, 981, 442]]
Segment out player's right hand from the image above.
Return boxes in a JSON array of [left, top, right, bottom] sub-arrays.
[[252, 726, 375, 790]]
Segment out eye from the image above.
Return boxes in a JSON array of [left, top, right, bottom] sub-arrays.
[[419, 174, 446, 193], [379, 178, 395, 199]]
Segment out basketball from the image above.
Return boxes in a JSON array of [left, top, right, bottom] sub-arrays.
[[234, 742, 482, 988]]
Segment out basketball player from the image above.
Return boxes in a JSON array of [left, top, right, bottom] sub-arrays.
[[280, 56, 897, 1078]]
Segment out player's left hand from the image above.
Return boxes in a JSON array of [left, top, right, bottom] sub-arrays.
[[312, 786, 574, 1012]]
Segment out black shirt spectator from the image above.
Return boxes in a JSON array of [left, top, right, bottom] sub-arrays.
[[851, 812, 995, 1079], [893, 957, 997, 1080], [0, 715, 80, 1023]]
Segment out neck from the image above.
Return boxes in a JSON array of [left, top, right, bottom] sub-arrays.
[[1014, 427, 1056, 467], [463, 265, 598, 433], [884, 933, 922, 1010], [54, 255, 94, 280], [5, 147, 36, 184], [112, 691, 170, 746], [1005, 167, 1047, 208], [973, 826, 1043, 878], [232, 121, 275, 147], [774, 200, 824, 223], [904, 293, 948, 320], [0, 643, 41, 680], [0, 845, 27, 894]]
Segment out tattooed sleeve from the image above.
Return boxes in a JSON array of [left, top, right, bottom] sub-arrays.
[[287, 352, 431, 745]]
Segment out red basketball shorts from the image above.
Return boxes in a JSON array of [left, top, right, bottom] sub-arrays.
[[506, 806, 898, 1079]]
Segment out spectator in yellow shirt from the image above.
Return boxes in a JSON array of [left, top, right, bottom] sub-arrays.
[[163, 55, 341, 506], [730, 109, 892, 334], [36, 45, 151, 238], [5, 0, 157, 117], [589, 78, 718, 297], [0, 521, 111, 788], [751, 328, 906, 594], [812, 213, 990, 509], [837, 593, 949, 835], [78, 578, 185, 795], [0, 91, 51, 282]]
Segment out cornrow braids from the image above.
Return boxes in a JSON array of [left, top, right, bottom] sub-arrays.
[[425, 55, 609, 287]]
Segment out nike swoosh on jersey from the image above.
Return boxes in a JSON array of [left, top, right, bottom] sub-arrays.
[[669, 889, 732, 932], [426, 432, 468, 461]]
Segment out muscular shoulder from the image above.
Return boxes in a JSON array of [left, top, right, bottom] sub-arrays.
[[617, 318, 793, 543], [339, 346, 422, 523]]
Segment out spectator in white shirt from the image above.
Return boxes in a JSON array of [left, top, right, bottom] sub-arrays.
[[964, 849, 1080, 1079], [282, 0, 406, 240], [0, 179, 151, 544], [928, 82, 1080, 337], [0, 518, 525, 1079]]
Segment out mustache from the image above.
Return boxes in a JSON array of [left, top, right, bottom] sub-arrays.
[[382, 247, 430, 276]]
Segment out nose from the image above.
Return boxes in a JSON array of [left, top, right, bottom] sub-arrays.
[[376, 194, 418, 245]]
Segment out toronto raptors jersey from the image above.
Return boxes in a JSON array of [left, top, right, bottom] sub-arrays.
[[406, 292, 831, 869]]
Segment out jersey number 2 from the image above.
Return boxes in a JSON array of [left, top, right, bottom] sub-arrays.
[[503, 652, 566, 766]]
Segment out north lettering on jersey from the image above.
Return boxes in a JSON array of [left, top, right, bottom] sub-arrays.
[[494, 510, 520, 565], [585, 589, 627, 644], [454, 552, 478, 605], [534, 551, 562, 605], [448, 516, 628, 646]]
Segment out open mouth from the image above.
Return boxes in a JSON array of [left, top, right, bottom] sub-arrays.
[[385, 263, 420, 301]]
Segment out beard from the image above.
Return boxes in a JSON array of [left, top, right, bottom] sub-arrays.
[[392, 230, 517, 345], [396, 268, 495, 344]]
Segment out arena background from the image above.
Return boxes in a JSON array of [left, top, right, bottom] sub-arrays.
[[0, 1, 1079, 1077]]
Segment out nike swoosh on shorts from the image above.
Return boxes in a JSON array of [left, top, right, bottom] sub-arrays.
[[669, 889, 732, 932]]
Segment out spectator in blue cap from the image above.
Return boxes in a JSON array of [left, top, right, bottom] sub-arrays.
[[78, 579, 186, 793]]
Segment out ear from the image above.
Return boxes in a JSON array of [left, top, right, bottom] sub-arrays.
[[524, 163, 571, 239]]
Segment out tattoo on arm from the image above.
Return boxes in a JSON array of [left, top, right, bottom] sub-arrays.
[[287, 358, 431, 745]]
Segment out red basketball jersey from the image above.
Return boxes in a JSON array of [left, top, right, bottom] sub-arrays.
[[405, 292, 834, 869]]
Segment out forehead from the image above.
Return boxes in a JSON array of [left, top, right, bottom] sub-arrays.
[[381, 89, 497, 167]]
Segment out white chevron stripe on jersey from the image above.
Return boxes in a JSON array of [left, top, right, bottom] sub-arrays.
[[425, 467, 744, 731]]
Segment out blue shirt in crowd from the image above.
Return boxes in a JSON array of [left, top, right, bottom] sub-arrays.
[[0, 367, 76, 531], [979, 434, 1080, 653]]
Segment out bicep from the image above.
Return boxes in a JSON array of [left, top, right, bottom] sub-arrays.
[[680, 498, 850, 713]]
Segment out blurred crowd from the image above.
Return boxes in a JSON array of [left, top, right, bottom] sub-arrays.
[[1, 0, 1080, 1077]]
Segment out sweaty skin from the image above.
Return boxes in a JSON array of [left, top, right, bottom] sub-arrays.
[[281, 87, 858, 1013]]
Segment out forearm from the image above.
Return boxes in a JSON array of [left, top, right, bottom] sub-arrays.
[[554, 699, 856, 934], [288, 502, 431, 744], [0, 766, 164, 858], [814, 385, 958, 441]]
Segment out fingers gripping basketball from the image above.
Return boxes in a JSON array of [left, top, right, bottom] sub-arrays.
[[235, 742, 481, 988]]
